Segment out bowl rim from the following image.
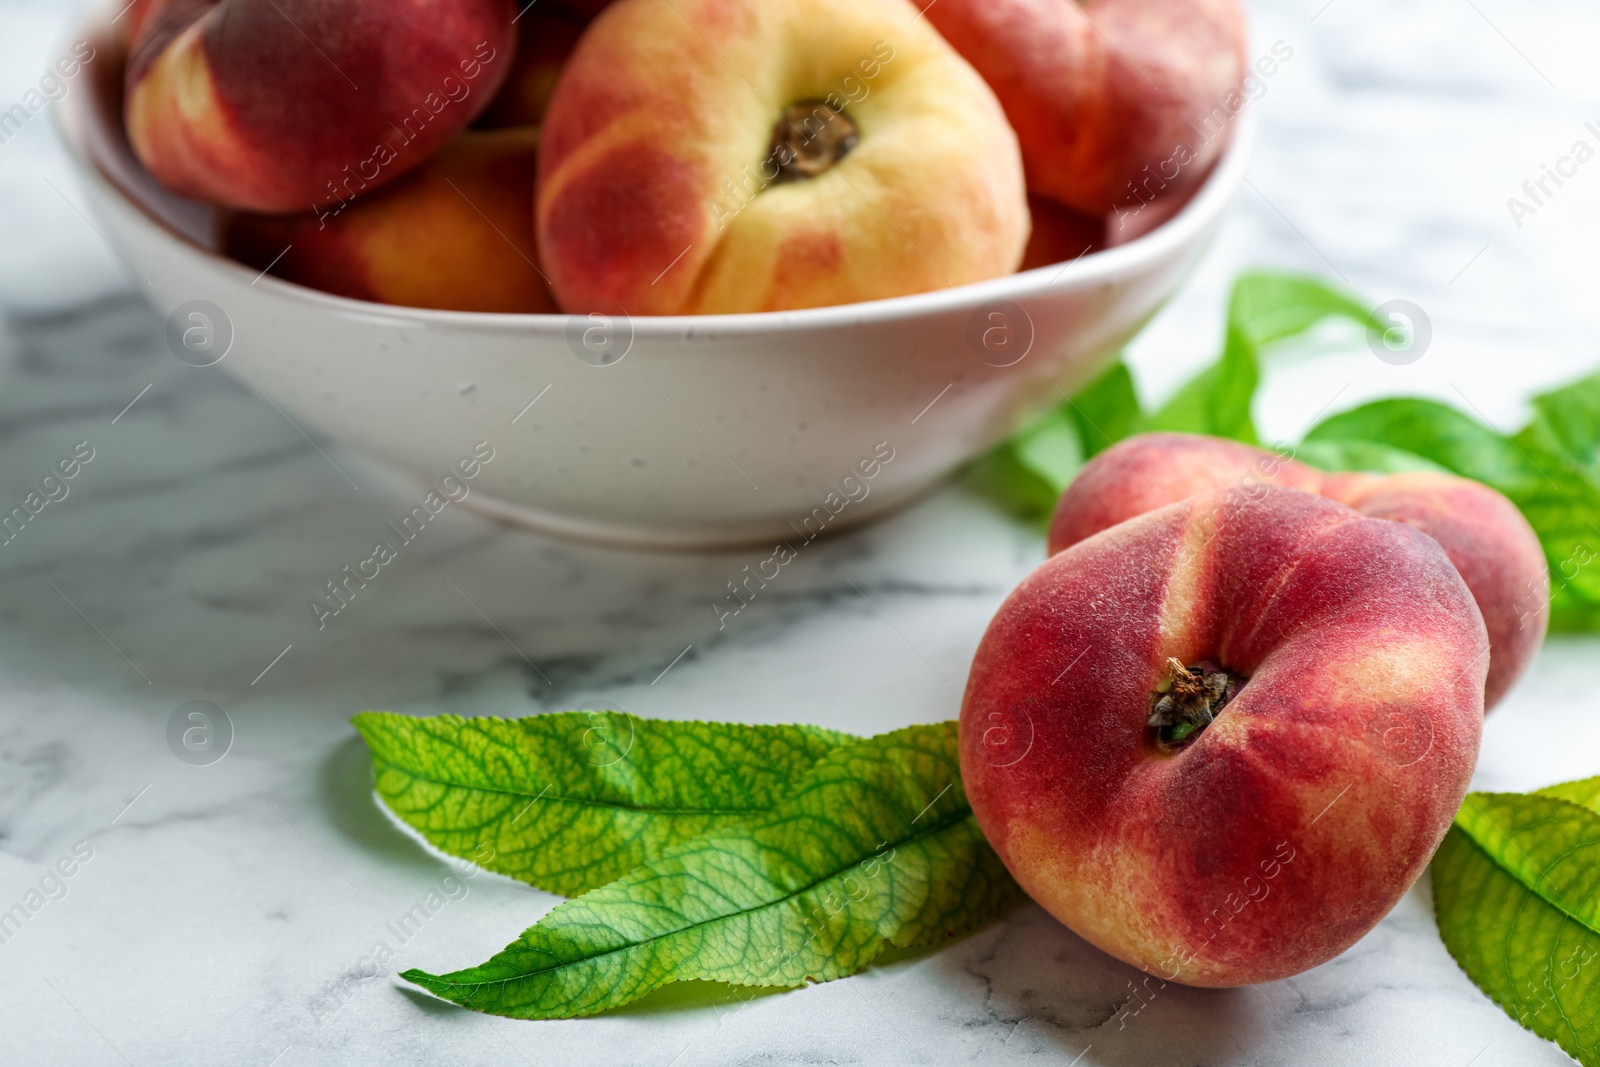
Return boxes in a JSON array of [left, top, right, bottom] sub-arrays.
[[55, 8, 1255, 336]]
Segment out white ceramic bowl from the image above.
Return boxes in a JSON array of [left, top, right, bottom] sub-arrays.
[[56, 12, 1253, 548]]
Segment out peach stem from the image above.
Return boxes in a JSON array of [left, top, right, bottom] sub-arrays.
[[769, 100, 859, 183], [1149, 658, 1243, 753]]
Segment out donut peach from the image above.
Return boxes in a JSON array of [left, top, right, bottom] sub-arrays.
[[962, 486, 1487, 986], [1047, 433, 1548, 709], [124, 0, 516, 212], [535, 0, 1029, 314], [919, 0, 1248, 215]]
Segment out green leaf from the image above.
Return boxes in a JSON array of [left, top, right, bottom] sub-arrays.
[[1291, 438, 1451, 475], [970, 360, 1141, 517], [971, 269, 1600, 631], [1143, 271, 1375, 443], [963, 446, 1063, 523], [1064, 361, 1141, 458], [1528, 369, 1600, 478], [1433, 783, 1600, 1065], [964, 407, 1086, 524], [971, 271, 1379, 516], [1538, 776, 1600, 811], [1140, 347, 1257, 441], [401, 722, 1019, 1019], [1307, 396, 1600, 628], [1011, 408, 1084, 494], [1502, 428, 1600, 630], [1225, 269, 1380, 350], [1305, 398, 1533, 489], [353, 711, 854, 897]]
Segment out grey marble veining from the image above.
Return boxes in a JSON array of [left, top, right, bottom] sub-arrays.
[[0, 0, 1597, 1063]]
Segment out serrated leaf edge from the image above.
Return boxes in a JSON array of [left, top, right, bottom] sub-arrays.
[[354, 711, 858, 817], [400, 804, 986, 1016], [1433, 826, 1600, 1067], [1452, 791, 1600, 937]]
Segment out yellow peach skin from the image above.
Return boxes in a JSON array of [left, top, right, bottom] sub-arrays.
[[224, 129, 555, 313], [535, 0, 1030, 315]]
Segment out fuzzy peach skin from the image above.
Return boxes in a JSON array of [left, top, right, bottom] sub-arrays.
[[1047, 433, 1549, 709], [535, 0, 1029, 315], [919, 0, 1247, 215], [223, 129, 555, 313], [962, 487, 1486, 986], [123, 0, 516, 212]]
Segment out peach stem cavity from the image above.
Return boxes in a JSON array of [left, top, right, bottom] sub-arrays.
[[1149, 658, 1244, 753], [769, 100, 859, 183]]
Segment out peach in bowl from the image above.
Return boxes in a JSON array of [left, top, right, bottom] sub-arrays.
[[55, 5, 1254, 549]]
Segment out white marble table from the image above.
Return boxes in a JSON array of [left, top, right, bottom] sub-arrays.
[[1, 0, 1597, 1063]]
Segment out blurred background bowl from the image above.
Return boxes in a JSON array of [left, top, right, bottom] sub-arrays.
[[55, 10, 1253, 549]]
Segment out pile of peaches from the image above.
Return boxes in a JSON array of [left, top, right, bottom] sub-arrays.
[[120, 0, 1248, 315]]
